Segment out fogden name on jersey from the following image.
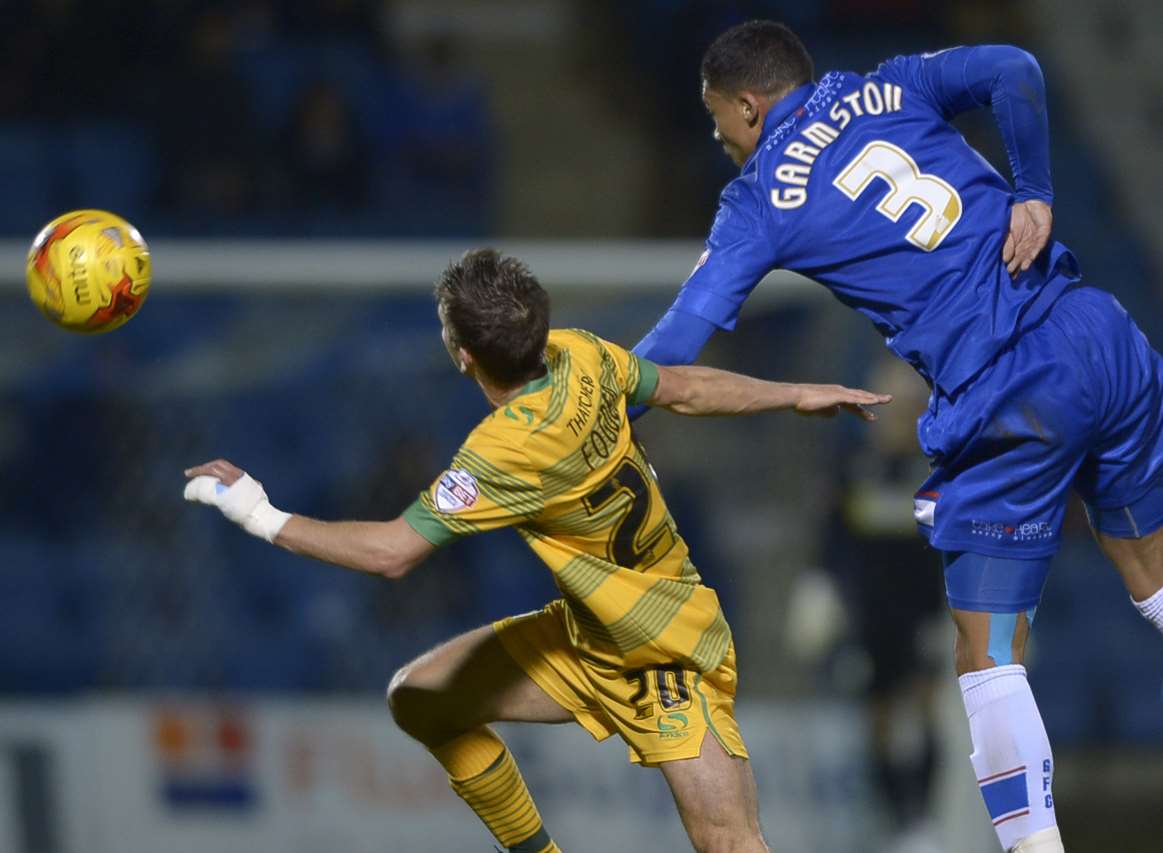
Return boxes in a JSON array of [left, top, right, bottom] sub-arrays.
[[771, 80, 904, 210], [435, 469, 479, 512]]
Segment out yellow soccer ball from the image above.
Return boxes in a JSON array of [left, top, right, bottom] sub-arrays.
[[26, 209, 151, 334]]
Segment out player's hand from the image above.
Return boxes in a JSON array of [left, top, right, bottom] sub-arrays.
[[792, 385, 892, 421], [1002, 199, 1053, 277], [185, 458, 246, 488], [183, 459, 291, 542]]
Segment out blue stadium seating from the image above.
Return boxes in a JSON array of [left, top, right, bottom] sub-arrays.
[[0, 126, 60, 232]]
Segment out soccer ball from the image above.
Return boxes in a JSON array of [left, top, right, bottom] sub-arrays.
[[25, 209, 151, 334]]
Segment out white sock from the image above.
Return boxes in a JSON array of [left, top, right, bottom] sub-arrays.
[[1011, 826, 1064, 852], [959, 665, 1057, 851], [1132, 586, 1163, 634]]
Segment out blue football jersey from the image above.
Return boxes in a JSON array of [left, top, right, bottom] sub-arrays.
[[669, 50, 1080, 394]]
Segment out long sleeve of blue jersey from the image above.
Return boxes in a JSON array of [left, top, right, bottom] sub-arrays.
[[878, 46, 1053, 203], [628, 308, 718, 419], [629, 176, 778, 419], [632, 307, 718, 366]]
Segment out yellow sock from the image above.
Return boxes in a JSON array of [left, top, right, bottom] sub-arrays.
[[432, 728, 560, 852]]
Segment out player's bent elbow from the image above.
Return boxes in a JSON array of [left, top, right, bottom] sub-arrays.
[[372, 519, 432, 579], [377, 552, 416, 580], [998, 45, 1044, 87], [362, 540, 412, 579]]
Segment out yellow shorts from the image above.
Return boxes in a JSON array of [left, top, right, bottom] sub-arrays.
[[494, 599, 748, 767]]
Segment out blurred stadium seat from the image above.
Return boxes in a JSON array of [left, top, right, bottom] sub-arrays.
[[0, 127, 59, 232]]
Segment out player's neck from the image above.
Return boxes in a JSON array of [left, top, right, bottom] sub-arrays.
[[478, 365, 548, 409]]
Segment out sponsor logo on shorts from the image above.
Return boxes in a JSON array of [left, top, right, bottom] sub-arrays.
[[434, 469, 479, 512], [658, 713, 690, 740], [1013, 521, 1053, 541], [970, 520, 1053, 542]]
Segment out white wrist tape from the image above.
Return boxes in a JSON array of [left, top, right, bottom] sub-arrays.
[[183, 473, 292, 542]]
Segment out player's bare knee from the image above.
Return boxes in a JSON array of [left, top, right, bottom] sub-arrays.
[[954, 633, 995, 675], [386, 663, 428, 733], [387, 662, 464, 747], [953, 609, 1032, 675], [956, 647, 998, 675], [385, 666, 408, 721]]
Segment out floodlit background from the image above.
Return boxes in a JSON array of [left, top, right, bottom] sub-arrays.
[[1, 1, 1160, 852]]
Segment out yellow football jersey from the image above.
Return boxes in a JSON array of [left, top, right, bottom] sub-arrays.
[[403, 329, 731, 673]]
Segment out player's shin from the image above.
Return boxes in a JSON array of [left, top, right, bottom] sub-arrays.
[[432, 727, 562, 853], [960, 664, 1060, 852]]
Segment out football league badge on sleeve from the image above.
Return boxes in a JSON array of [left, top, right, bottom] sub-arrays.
[[435, 469, 480, 512]]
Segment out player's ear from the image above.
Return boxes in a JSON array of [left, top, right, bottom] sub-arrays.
[[739, 92, 761, 128], [456, 347, 473, 375]]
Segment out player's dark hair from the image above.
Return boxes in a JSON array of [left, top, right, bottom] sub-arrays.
[[701, 20, 813, 97], [436, 248, 550, 386]]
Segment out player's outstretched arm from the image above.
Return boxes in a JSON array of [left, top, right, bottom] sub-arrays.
[[183, 459, 435, 579], [648, 364, 890, 420]]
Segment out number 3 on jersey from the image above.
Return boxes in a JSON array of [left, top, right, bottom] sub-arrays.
[[834, 140, 962, 251]]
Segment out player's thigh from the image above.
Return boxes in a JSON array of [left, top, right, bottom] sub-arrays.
[[388, 622, 572, 737], [659, 732, 766, 852]]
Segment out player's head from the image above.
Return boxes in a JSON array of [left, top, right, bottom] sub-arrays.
[[700, 20, 814, 166], [435, 248, 550, 391]]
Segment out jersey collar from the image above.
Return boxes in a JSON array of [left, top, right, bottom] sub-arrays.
[[742, 82, 816, 171], [764, 83, 815, 133], [514, 365, 551, 397]]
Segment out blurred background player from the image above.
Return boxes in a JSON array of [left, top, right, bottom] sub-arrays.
[[632, 19, 1163, 853], [184, 248, 889, 853], [791, 355, 945, 853]]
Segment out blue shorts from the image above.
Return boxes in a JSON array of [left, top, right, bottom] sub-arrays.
[[914, 286, 1163, 573]]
